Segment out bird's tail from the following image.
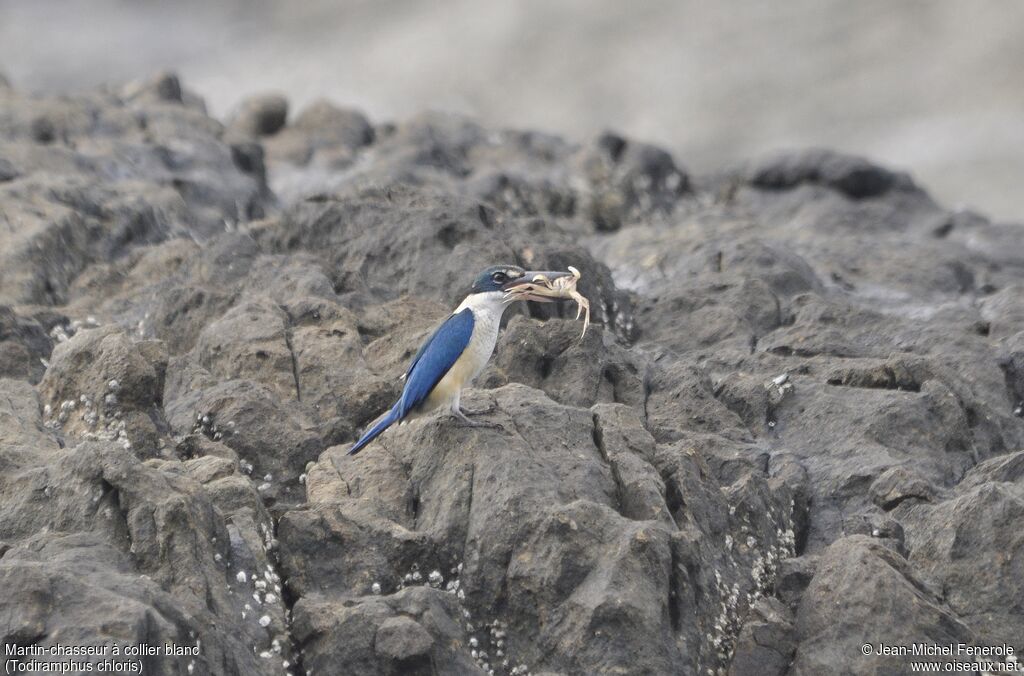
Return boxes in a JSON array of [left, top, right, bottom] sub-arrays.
[[347, 405, 401, 456]]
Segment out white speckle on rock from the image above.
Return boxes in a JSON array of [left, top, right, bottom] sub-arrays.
[[259, 615, 271, 627], [371, 582, 381, 595], [237, 571, 247, 583]]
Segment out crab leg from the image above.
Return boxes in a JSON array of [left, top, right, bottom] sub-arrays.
[[507, 266, 590, 339]]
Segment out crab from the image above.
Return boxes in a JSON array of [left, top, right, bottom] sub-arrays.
[[505, 266, 591, 339]]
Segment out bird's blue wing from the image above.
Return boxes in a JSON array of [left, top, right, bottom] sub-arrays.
[[397, 308, 474, 416]]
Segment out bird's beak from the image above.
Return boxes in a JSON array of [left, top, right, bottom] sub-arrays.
[[502, 270, 572, 291], [502, 270, 573, 302]]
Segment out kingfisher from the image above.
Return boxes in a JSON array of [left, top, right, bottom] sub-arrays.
[[347, 264, 571, 455]]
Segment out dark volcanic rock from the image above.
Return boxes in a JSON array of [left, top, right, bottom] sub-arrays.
[[0, 305, 52, 382], [0, 379, 287, 676], [894, 451, 1024, 649], [228, 93, 289, 138], [728, 597, 795, 676], [0, 74, 269, 306], [1, 73, 1023, 675], [743, 148, 917, 199], [790, 536, 976, 675]]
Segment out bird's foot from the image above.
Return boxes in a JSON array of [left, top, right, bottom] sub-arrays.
[[452, 409, 503, 430], [460, 402, 497, 417]]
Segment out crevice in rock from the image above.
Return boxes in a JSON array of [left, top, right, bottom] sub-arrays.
[[410, 486, 421, 525], [668, 544, 683, 632], [664, 473, 685, 524], [591, 411, 625, 516], [641, 367, 653, 429], [274, 518, 305, 676], [825, 366, 921, 392], [538, 355, 554, 379], [996, 355, 1024, 415], [460, 461, 476, 569], [279, 306, 302, 402], [327, 453, 352, 497]]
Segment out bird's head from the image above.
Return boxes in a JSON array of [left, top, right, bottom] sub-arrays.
[[470, 265, 572, 301]]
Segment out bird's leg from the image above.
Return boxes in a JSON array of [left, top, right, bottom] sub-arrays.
[[460, 401, 496, 416], [451, 408, 504, 429]]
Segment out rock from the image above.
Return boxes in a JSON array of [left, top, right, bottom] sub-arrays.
[[194, 297, 297, 400], [0, 82, 268, 305], [38, 325, 168, 455], [127, 71, 183, 103], [282, 383, 797, 675], [164, 371, 322, 506], [842, 512, 907, 555], [2, 72, 1024, 676], [228, 93, 289, 137], [743, 148, 917, 200], [773, 555, 818, 610], [485, 316, 645, 408], [264, 99, 373, 167], [294, 99, 374, 145], [869, 465, 938, 509], [790, 536, 975, 675], [119, 71, 206, 110], [895, 451, 1024, 649], [0, 156, 19, 182], [292, 588, 479, 675], [728, 597, 795, 676], [0, 379, 287, 675], [375, 615, 435, 661], [577, 132, 690, 231], [0, 306, 52, 382]]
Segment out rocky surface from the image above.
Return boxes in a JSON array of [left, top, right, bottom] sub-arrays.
[[1, 76, 1022, 675]]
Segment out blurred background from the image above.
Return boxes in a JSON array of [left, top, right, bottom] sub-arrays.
[[2, 0, 1022, 221]]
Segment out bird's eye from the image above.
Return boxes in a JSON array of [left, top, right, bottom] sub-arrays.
[[492, 271, 507, 284]]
